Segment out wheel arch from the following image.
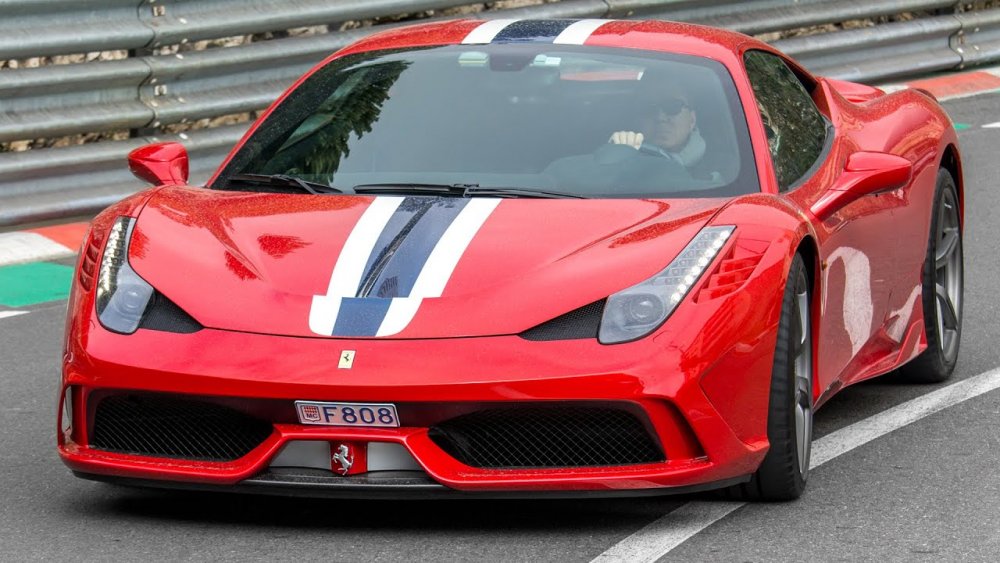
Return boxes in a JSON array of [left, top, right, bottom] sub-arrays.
[[793, 234, 820, 398], [794, 234, 819, 296], [940, 143, 964, 229]]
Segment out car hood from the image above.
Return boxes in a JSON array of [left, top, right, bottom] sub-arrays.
[[129, 186, 726, 338]]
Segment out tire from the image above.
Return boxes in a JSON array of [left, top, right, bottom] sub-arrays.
[[727, 253, 813, 501], [899, 169, 963, 383]]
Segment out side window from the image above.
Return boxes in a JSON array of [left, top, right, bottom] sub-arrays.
[[743, 51, 828, 190]]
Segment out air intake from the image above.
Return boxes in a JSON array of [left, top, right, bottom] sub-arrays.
[[90, 394, 272, 461], [519, 300, 605, 341], [429, 405, 664, 469]]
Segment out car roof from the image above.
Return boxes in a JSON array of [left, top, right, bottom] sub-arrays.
[[334, 19, 775, 67]]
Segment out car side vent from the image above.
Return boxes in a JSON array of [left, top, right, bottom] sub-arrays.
[[695, 239, 769, 302], [519, 299, 605, 341], [139, 292, 203, 333], [78, 230, 102, 291]]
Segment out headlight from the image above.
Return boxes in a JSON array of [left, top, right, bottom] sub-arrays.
[[599, 225, 734, 344], [95, 217, 154, 334]]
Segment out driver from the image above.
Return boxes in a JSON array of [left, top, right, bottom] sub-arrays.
[[608, 85, 711, 177], [542, 82, 720, 194]]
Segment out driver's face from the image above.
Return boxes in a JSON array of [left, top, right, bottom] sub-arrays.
[[642, 100, 696, 152]]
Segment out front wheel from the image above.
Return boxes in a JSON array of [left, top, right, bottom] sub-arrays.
[[728, 253, 813, 501]]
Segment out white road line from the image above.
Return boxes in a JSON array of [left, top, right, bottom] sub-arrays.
[[982, 122, 1000, 128], [591, 366, 1000, 562], [0, 311, 28, 320], [591, 501, 745, 562]]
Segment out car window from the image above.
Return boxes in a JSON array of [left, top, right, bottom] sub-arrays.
[[743, 50, 828, 191], [215, 44, 759, 199]]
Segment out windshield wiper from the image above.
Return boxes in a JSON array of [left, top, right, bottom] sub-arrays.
[[352, 183, 585, 199], [228, 173, 344, 195], [464, 186, 586, 199]]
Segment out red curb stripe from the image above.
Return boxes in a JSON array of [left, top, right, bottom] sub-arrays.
[[904, 70, 1000, 98], [26, 222, 90, 252]]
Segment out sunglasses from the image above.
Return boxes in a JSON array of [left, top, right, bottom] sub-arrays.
[[643, 97, 689, 118]]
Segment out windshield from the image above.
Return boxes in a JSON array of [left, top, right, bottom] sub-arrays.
[[214, 44, 758, 199]]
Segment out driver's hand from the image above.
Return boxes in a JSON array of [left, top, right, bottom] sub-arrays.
[[609, 131, 643, 149]]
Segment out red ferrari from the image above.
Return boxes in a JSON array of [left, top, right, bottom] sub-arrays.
[[58, 19, 964, 500]]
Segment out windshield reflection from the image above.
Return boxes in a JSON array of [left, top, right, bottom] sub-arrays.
[[217, 44, 758, 200]]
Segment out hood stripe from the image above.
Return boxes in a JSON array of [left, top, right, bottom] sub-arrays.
[[553, 19, 610, 45], [310, 197, 501, 337], [332, 297, 393, 337], [462, 19, 519, 44], [358, 197, 470, 298], [491, 19, 577, 43], [309, 196, 403, 336], [376, 198, 501, 337]]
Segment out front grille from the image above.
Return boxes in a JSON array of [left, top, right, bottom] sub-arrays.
[[428, 405, 664, 469], [90, 394, 273, 461]]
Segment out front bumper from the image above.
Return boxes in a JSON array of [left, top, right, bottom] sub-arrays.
[[59, 310, 777, 496]]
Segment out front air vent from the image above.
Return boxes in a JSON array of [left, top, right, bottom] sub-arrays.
[[519, 300, 605, 341], [90, 394, 272, 461], [429, 405, 664, 468], [139, 292, 203, 333]]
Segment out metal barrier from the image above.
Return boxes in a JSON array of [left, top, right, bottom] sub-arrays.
[[0, 0, 997, 226]]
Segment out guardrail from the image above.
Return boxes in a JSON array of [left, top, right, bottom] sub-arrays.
[[0, 0, 996, 226]]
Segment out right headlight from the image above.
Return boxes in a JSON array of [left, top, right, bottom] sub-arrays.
[[599, 225, 734, 344], [95, 217, 154, 334]]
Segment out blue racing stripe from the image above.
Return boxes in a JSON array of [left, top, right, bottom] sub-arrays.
[[357, 197, 469, 299], [328, 196, 472, 336], [332, 298, 393, 337], [491, 19, 577, 43], [358, 197, 433, 294]]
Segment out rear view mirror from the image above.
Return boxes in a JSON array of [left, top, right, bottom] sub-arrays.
[[127, 142, 189, 186], [810, 151, 911, 220]]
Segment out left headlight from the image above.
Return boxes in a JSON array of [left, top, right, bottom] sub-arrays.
[[95, 217, 154, 334], [599, 225, 734, 344]]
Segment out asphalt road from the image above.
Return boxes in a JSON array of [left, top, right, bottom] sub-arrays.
[[2, 92, 999, 562]]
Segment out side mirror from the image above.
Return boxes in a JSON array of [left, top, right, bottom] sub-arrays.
[[127, 142, 189, 186], [810, 151, 911, 220]]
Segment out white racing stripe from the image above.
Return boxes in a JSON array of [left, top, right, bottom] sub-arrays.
[[309, 197, 404, 335], [592, 366, 1000, 562], [0, 311, 28, 320], [553, 19, 611, 45], [376, 198, 500, 336], [462, 19, 519, 44]]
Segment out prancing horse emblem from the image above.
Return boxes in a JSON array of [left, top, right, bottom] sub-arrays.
[[332, 444, 353, 475], [338, 350, 356, 369]]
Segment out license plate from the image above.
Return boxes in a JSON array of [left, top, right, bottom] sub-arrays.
[[294, 401, 400, 428]]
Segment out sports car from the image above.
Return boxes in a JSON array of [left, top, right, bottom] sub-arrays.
[[58, 19, 964, 500]]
